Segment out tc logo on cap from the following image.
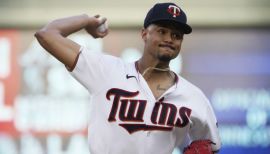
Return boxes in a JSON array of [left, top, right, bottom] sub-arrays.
[[167, 5, 181, 18]]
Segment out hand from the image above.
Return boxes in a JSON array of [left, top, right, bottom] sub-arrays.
[[183, 140, 214, 154], [85, 15, 109, 38]]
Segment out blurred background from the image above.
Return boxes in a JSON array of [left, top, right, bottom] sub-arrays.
[[0, 0, 270, 154]]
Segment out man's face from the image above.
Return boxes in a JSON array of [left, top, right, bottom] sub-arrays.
[[141, 23, 184, 62]]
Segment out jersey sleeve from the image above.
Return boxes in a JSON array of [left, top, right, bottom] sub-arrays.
[[69, 46, 122, 94], [188, 93, 221, 152]]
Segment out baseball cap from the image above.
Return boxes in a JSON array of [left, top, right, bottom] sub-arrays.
[[144, 3, 192, 34]]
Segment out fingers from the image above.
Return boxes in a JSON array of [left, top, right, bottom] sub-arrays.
[[96, 15, 109, 37], [98, 29, 109, 38], [100, 17, 107, 25], [94, 14, 107, 24], [96, 17, 107, 26], [86, 14, 109, 38]]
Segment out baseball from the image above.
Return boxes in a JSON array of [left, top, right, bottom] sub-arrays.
[[97, 17, 108, 33]]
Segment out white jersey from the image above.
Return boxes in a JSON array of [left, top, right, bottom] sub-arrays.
[[70, 46, 221, 154]]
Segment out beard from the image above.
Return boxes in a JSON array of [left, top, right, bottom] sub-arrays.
[[157, 54, 174, 62], [156, 47, 179, 62], [157, 52, 177, 62]]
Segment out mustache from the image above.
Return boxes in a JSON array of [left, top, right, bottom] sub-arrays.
[[159, 44, 175, 50]]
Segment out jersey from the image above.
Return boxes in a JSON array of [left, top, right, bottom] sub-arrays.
[[69, 46, 221, 154]]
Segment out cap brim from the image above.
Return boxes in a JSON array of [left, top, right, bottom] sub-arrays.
[[148, 19, 192, 34]]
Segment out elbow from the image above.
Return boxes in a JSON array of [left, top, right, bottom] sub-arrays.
[[34, 28, 57, 52], [34, 28, 59, 45], [35, 29, 52, 40], [34, 29, 45, 40]]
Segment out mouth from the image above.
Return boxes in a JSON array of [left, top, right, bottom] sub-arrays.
[[159, 44, 175, 51]]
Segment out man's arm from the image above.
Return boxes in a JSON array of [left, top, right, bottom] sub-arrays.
[[187, 95, 221, 153], [35, 14, 108, 70]]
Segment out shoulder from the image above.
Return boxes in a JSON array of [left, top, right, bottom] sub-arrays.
[[80, 46, 126, 68], [175, 75, 213, 112], [176, 75, 217, 120], [176, 75, 207, 101], [80, 46, 120, 60]]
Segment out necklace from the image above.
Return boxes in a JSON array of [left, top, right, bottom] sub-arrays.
[[142, 67, 171, 76]]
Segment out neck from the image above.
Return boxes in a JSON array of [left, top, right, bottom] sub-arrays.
[[137, 56, 170, 75]]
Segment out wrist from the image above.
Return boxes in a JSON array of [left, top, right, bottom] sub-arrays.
[[80, 14, 91, 27]]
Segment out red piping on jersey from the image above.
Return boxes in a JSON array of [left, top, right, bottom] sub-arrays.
[[173, 72, 179, 84], [67, 51, 82, 72], [135, 61, 140, 73]]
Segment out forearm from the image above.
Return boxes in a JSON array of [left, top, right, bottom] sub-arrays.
[[34, 14, 91, 69], [41, 14, 89, 37], [35, 14, 108, 70]]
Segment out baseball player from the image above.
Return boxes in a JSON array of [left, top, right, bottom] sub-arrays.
[[35, 2, 221, 154]]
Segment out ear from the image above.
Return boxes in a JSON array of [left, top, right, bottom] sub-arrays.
[[141, 28, 147, 42]]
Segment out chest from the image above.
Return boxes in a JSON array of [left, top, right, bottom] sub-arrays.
[[104, 86, 192, 134], [99, 71, 194, 131], [134, 70, 174, 100], [147, 77, 175, 100]]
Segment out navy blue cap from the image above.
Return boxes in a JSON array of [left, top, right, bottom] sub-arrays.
[[144, 3, 192, 34]]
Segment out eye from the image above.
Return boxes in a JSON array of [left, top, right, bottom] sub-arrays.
[[171, 33, 183, 40], [158, 29, 166, 35]]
